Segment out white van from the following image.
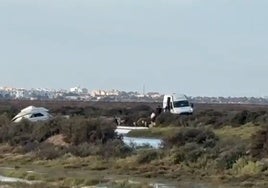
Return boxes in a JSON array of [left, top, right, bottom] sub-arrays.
[[163, 94, 193, 115]]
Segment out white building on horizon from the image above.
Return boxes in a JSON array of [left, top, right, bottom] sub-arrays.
[[91, 89, 119, 97], [69, 86, 88, 94]]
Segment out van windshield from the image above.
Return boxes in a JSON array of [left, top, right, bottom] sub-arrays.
[[173, 100, 190, 108]]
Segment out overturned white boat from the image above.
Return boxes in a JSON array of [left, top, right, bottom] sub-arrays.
[[12, 106, 52, 123]]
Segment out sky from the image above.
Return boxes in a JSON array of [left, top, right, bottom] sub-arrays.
[[0, 0, 267, 97]]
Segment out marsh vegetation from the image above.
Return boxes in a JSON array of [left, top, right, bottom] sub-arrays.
[[0, 101, 268, 187]]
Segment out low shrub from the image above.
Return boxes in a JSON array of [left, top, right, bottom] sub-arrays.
[[98, 139, 133, 158], [56, 106, 100, 117], [1, 118, 62, 146], [231, 157, 264, 176], [136, 149, 160, 164], [231, 110, 267, 126], [250, 126, 268, 159], [31, 118, 60, 142], [68, 142, 99, 157], [155, 113, 179, 127], [0, 113, 10, 127], [217, 145, 246, 170], [21, 141, 40, 153], [172, 143, 205, 163], [129, 105, 152, 118], [163, 128, 218, 148], [35, 143, 67, 160], [60, 116, 117, 145], [6, 120, 35, 145], [0, 115, 121, 159], [155, 112, 193, 127], [68, 139, 132, 158], [194, 109, 227, 127]]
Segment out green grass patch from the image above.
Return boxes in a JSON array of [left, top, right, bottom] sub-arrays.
[[1, 168, 43, 181], [214, 123, 260, 141], [127, 127, 181, 138]]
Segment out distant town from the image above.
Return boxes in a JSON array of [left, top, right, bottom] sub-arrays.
[[0, 86, 268, 105]]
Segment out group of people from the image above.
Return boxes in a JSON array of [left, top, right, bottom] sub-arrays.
[[114, 105, 164, 128]]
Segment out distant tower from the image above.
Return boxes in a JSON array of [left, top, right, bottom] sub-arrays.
[[143, 84, 145, 96]]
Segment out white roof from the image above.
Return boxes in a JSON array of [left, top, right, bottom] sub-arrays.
[[20, 106, 48, 113], [164, 94, 188, 101]]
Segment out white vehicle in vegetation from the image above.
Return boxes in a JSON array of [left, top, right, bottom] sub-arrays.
[[12, 106, 52, 123], [163, 94, 193, 115]]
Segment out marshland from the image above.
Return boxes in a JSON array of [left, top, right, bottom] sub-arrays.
[[0, 100, 267, 188]]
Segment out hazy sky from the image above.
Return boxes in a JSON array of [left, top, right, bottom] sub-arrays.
[[0, 0, 267, 97]]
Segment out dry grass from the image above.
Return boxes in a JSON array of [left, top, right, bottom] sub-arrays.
[[214, 123, 261, 141], [44, 134, 69, 147]]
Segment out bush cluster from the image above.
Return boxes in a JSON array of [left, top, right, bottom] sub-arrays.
[[250, 126, 268, 159], [172, 143, 206, 163], [0, 116, 117, 146], [217, 144, 246, 170], [193, 109, 228, 128], [0, 114, 132, 159], [53, 106, 101, 117], [163, 128, 220, 167], [136, 149, 160, 164], [65, 139, 133, 159], [155, 109, 268, 128], [163, 128, 218, 148], [60, 116, 116, 145], [230, 110, 267, 126], [35, 143, 66, 160]]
